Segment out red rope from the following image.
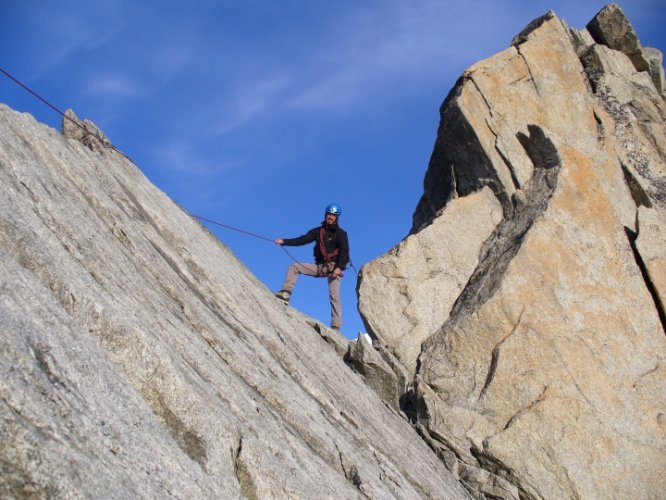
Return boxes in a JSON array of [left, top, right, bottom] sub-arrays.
[[193, 214, 274, 242], [192, 214, 312, 272], [0, 67, 331, 277], [0, 67, 132, 161]]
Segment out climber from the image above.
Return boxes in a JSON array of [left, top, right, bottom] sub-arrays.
[[274, 203, 350, 330]]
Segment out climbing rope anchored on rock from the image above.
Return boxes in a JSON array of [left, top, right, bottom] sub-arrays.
[[192, 214, 309, 272], [192, 212, 357, 275], [272, 203, 353, 331], [0, 66, 132, 161], [0, 68, 358, 322], [195, 206, 357, 332]]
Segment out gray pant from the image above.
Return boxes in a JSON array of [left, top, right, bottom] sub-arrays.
[[281, 262, 342, 329]]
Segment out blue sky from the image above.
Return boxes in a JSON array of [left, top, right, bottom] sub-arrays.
[[2, 1, 664, 339]]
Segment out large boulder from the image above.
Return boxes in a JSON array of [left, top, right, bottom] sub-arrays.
[[61, 108, 112, 154], [0, 104, 469, 499], [586, 3, 651, 72], [358, 187, 502, 373], [344, 334, 410, 411], [359, 5, 666, 500]]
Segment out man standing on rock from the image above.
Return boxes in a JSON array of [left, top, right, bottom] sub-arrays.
[[274, 203, 350, 331]]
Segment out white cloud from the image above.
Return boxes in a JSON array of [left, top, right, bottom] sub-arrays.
[[138, 35, 198, 84], [280, 1, 490, 112], [214, 73, 292, 136], [23, 1, 197, 97], [156, 141, 240, 176], [34, 2, 129, 70], [84, 74, 141, 98], [284, 71, 360, 112]]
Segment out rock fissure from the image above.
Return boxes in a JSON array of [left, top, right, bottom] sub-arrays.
[[482, 307, 527, 404], [592, 110, 606, 143], [371, 450, 405, 492], [468, 75, 495, 117], [441, 125, 560, 325], [232, 436, 259, 500], [337, 452, 364, 492], [502, 385, 549, 432], [515, 45, 542, 98], [140, 385, 208, 469], [621, 162, 653, 208], [636, 364, 660, 382], [464, 451, 528, 500], [495, 141, 523, 194], [449, 163, 459, 202], [625, 225, 666, 335]]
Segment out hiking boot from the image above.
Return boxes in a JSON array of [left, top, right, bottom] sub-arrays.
[[274, 290, 291, 303]]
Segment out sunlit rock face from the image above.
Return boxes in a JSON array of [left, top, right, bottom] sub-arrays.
[[358, 187, 502, 375], [0, 104, 470, 499], [359, 4, 666, 499]]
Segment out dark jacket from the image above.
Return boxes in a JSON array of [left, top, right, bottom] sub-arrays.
[[283, 222, 350, 270]]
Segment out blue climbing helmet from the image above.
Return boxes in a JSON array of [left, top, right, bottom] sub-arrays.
[[325, 203, 342, 217]]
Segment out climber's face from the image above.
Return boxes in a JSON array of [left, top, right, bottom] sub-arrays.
[[325, 213, 338, 225]]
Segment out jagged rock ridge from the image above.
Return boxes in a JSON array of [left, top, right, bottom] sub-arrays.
[[0, 105, 470, 498], [359, 4, 665, 500]]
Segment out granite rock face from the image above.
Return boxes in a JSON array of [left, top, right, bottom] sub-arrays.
[[344, 334, 411, 411], [358, 4, 666, 500], [0, 104, 469, 499], [586, 3, 651, 73], [61, 108, 112, 154], [358, 187, 502, 374]]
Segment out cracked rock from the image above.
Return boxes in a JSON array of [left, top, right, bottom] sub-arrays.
[[358, 187, 502, 374], [359, 7, 666, 500]]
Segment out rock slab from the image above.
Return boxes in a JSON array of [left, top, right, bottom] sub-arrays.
[[0, 104, 469, 499]]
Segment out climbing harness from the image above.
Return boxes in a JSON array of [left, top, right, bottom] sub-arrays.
[[319, 226, 340, 264]]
